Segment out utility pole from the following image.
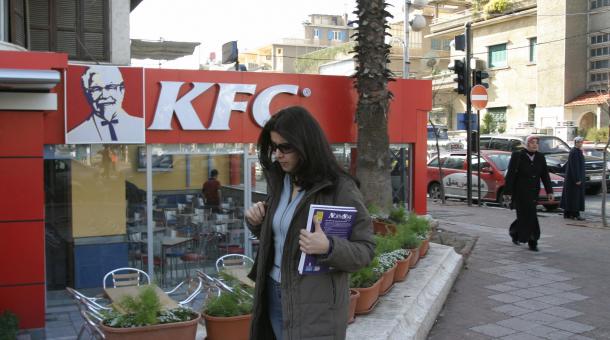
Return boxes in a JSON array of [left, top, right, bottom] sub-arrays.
[[403, 0, 411, 78], [465, 22, 473, 206]]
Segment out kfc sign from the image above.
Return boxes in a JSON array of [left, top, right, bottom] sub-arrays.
[[149, 82, 303, 130]]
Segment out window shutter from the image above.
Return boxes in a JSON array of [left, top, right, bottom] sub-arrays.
[[327, 31, 333, 40], [55, 0, 78, 58], [9, 0, 27, 47], [81, 0, 107, 61], [29, 0, 50, 51]]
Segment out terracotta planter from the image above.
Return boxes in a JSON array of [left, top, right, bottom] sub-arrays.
[[372, 220, 397, 236], [353, 278, 382, 315], [347, 289, 360, 324], [408, 246, 420, 268], [379, 264, 397, 296], [202, 313, 252, 340], [419, 238, 430, 258], [101, 314, 199, 340], [393, 252, 412, 283]]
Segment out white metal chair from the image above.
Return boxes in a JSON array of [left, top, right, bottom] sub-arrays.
[[165, 276, 203, 306], [65, 287, 111, 312], [77, 308, 105, 340], [65, 287, 109, 340], [102, 267, 150, 288], [215, 253, 254, 272]]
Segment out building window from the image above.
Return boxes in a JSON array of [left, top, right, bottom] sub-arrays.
[[591, 72, 609, 82], [528, 104, 536, 122], [591, 46, 609, 57], [488, 43, 507, 68], [591, 33, 610, 45], [529, 37, 537, 63], [591, 59, 609, 70], [313, 28, 320, 39], [26, 0, 108, 61], [487, 107, 507, 132], [591, 0, 610, 10], [431, 39, 451, 51]]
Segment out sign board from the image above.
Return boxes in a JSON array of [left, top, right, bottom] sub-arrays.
[[470, 85, 488, 110]]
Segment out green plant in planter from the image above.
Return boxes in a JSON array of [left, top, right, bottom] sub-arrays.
[[0, 310, 19, 340], [401, 228, 421, 249], [407, 214, 430, 239], [349, 257, 381, 288], [389, 206, 408, 224], [204, 287, 253, 317], [374, 234, 402, 255], [103, 286, 197, 328]]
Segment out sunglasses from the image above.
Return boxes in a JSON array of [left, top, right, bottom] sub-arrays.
[[270, 142, 296, 154]]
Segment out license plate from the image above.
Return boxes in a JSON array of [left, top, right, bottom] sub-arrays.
[[591, 175, 602, 181]]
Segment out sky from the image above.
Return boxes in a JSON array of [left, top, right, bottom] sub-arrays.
[[130, 0, 404, 69]]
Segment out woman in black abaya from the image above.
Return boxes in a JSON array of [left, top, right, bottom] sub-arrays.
[[504, 136, 554, 251]]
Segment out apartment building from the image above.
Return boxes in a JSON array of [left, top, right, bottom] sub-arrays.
[[427, 0, 610, 139], [241, 14, 352, 73]]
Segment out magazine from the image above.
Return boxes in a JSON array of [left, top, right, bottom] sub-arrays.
[[297, 204, 357, 275]]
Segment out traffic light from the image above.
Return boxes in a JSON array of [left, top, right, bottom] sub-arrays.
[[449, 59, 466, 94], [474, 70, 489, 88]]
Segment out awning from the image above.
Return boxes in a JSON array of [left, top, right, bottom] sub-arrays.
[[130, 39, 201, 61]]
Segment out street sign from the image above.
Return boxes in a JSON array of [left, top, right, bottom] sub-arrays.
[[470, 85, 488, 110]]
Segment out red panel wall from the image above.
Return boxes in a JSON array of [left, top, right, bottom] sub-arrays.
[[0, 112, 46, 329]]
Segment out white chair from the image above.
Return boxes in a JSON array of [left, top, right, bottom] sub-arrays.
[[77, 309, 106, 340], [215, 253, 254, 272], [103, 267, 150, 288], [165, 276, 203, 306], [65, 287, 111, 312]]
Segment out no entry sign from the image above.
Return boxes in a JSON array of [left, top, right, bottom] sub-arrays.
[[471, 85, 488, 110]]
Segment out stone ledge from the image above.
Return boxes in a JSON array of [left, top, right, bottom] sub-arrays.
[[346, 243, 463, 340]]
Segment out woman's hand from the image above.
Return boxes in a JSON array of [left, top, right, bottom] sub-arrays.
[[299, 217, 330, 255], [245, 201, 266, 226]]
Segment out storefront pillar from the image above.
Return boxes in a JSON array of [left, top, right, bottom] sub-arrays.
[[0, 111, 46, 329]]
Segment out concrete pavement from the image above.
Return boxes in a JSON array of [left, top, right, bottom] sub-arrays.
[[427, 200, 610, 340]]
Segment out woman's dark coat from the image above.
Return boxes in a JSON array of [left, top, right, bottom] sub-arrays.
[[504, 149, 553, 242], [560, 147, 585, 213], [247, 170, 375, 340]]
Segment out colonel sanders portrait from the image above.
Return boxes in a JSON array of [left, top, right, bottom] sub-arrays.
[[67, 65, 144, 144]]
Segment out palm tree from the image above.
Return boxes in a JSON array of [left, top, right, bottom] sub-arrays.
[[353, 0, 395, 212]]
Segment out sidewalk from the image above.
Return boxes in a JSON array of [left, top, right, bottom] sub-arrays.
[[426, 200, 610, 340]]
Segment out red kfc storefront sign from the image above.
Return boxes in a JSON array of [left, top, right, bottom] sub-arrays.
[[64, 65, 430, 145]]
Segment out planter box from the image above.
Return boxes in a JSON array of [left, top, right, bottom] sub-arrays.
[[408, 246, 420, 268], [348, 289, 360, 324], [419, 238, 430, 258], [101, 314, 199, 340], [353, 278, 382, 315], [393, 252, 412, 283], [379, 264, 397, 296], [202, 313, 252, 340], [372, 220, 397, 236]]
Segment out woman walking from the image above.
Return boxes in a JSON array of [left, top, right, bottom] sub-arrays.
[[245, 106, 375, 339], [504, 136, 554, 251], [560, 136, 586, 220]]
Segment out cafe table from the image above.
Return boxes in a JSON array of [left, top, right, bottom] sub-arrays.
[[104, 284, 179, 312]]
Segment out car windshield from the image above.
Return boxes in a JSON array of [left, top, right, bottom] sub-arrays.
[[427, 127, 449, 140], [536, 137, 571, 154], [486, 153, 511, 171]]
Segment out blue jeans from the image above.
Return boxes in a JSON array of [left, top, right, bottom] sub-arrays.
[[267, 278, 283, 340]]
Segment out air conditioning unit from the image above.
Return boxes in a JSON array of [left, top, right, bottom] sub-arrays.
[[517, 121, 535, 128], [556, 121, 575, 127]]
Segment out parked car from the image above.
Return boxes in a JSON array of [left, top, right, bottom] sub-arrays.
[[479, 134, 610, 194], [426, 150, 564, 211], [427, 125, 464, 161]]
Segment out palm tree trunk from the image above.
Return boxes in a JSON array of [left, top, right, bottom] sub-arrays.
[[353, 0, 394, 211]]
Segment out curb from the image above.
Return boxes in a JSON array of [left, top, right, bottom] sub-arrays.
[[346, 243, 463, 340]]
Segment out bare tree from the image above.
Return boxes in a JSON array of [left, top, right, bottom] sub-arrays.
[[353, 0, 394, 212], [596, 79, 610, 227]]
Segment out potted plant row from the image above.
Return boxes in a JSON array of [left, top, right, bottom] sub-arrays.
[[100, 287, 199, 340]]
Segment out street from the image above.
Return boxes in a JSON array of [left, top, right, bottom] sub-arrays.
[[426, 198, 610, 340]]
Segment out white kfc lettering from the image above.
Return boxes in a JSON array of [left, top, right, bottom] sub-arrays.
[[149, 82, 303, 130]]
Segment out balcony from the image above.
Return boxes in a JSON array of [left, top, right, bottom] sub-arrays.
[[429, 0, 537, 34]]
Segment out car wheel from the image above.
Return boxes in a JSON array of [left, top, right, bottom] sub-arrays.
[[428, 182, 442, 200], [544, 205, 558, 212], [497, 189, 511, 209]]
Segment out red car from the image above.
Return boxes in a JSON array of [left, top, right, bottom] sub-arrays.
[[426, 150, 564, 211]]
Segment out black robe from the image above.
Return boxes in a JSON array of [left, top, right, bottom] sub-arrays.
[[560, 147, 585, 213], [504, 149, 553, 242]]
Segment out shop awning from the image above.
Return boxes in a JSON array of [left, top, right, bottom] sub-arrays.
[[130, 39, 201, 61]]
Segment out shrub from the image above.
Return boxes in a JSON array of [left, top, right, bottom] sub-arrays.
[[585, 127, 608, 143], [350, 258, 381, 288], [204, 288, 253, 317], [0, 310, 19, 340], [389, 206, 408, 224], [374, 234, 402, 255]]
